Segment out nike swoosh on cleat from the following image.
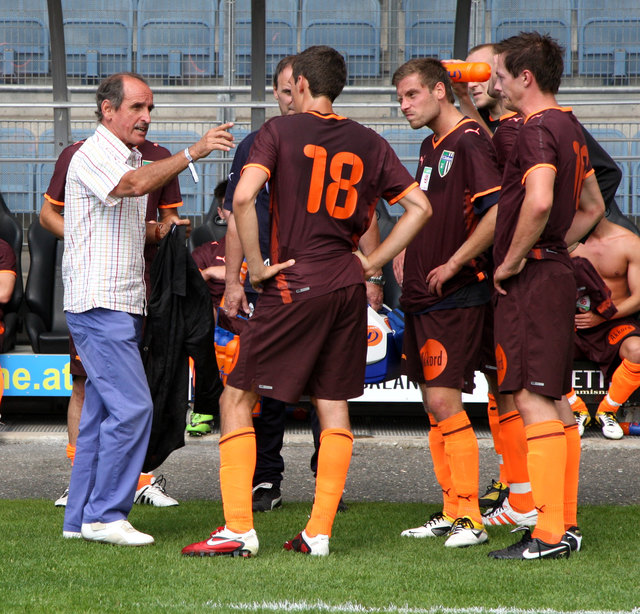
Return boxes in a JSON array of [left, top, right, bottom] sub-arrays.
[[522, 545, 567, 559]]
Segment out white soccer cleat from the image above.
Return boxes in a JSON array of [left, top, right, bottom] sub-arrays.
[[444, 517, 488, 548], [482, 497, 537, 527], [134, 475, 179, 507], [401, 511, 453, 538]]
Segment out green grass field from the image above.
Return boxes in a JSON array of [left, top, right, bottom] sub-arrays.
[[2, 501, 638, 614]]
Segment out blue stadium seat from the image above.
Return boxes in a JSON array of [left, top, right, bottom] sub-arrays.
[[0, 0, 49, 78], [0, 127, 36, 213], [578, 0, 640, 79], [403, 0, 456, 62], [302, 0, 380, 79], [61, 0, 134, 80], [218, 0, 297, 79], [488, 0, 572, 75], [380, 125, 431, 216], [588, 128, 632, 215], [145, 129, 206, 214], [137, 0, 217, 80]]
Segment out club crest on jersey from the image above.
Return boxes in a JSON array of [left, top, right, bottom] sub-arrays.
[[438, 150, 454, 177]]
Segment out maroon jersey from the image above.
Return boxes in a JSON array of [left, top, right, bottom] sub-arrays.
[[572, 255, 617, 320], [44, 138, 183, 294], [492, 112, 523, 175], [244, 111, 417, 305], [0, 238, 16, 346], [493, 107, 594, 268], [400, 118, 501, 313], [191, 238, 226, 308]]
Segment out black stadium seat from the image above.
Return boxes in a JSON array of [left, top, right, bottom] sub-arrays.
[[24, 218, 69, 353]]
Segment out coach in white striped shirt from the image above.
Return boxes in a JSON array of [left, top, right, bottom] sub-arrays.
[[62, 72, 235, 547]]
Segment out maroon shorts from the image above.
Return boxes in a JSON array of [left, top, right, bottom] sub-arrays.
[[69, 334, 86, 378], [494, 260, 575, 400], [575, 317, 640, 381], [403, 304, 485, 394], [479, 303, 497, 377], [227, 284, 367, 404]]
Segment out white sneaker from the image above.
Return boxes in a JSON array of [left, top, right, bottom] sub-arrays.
[[574, 411, 590, 437], [283, 529, 330, 556], [482, 497, 538, 527], [596, 412, 624, 440], [134, 475, 179, 507], [401, 511, 453, 538], [63, 530, 82, 539], [55, 487, 69, 507], [444, 517, 488, 548], [81, 520, 155, 546], [182, 526, 259, 557]]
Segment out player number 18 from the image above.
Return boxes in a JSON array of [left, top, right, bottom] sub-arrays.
[[303, 144, 364, 220]]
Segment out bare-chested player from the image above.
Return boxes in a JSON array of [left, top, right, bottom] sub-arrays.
[[570, 217, 640, 439]]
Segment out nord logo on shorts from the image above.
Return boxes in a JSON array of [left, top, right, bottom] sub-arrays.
[[495, 344, 507, 386], [608, 324, 635, 345], [420, 339, 447, 380], [367, 325, 383, 347]]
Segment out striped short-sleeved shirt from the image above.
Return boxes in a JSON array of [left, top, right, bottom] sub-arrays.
[[62, 124, 148, 315]]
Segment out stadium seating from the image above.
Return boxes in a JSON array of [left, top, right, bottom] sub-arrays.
[[302, 0, 380, 79], [488, 0, 572, 75], [0, 193, 23, 351], [24, 218, 69, 354], [61, 0, 134, 81], [0, 127, 36, 213], [630, 131, 640, 215], [137, 0, 217, 80], [577, 0, 640, 79], [218, 0, 297, 79], [403, 0, 456, 62], [588, 127, 632, 215], [0, 0, 49, 78]]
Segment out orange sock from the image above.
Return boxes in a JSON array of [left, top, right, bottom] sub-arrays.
[[567, 388, 589, 414], [66, 443, 76, 465], [136, 472, 153, 491], [427, 415, 457, 520], [487, 393, 507, 484], [564, 423, 581, 529], [440, 411, 481, 525], [219, 427, 256, 534], [525, 420, 567, 544], [599, 359, 640, 413], [499, 410, 534, 513], [306, 428, 353, 538]]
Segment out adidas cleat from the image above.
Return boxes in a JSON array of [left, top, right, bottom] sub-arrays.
[[283, 530, 329, 556], [134, 475, 179, 507], [444, 516, 488, 548], [488, 526, 570, 560], [574, 411, 591, 437], [186, 413, 215, 437], [482, 498, 537, 527], [401, 511, 453, 538], [182, 526, 258, 557], [479, 480, 509, 509], [563, 526, 583, 552], [595, 412, 624, 440]]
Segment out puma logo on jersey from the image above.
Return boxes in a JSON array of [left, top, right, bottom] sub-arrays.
[[465, 127, 480, 135]]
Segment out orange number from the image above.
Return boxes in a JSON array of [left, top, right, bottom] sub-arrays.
[[303, 144, 364, 219], [572, 140, 589, 210]]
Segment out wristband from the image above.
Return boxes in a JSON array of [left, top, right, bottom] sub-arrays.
[[367, 275, 385, 286], [184, 148, 199, 184]]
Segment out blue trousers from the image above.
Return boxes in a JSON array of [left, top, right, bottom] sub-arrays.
[[63, 308, 153, 532]]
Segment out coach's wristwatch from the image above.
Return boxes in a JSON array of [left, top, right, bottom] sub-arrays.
[[366, 275, 385, 286]]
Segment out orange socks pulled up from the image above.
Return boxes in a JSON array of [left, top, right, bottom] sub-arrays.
[[427, 415, 457, 520], [440, 411, 481, 525], [498, 410, 534, 513], [487, 393, 507, 484], [599, 359, 640, 413], [567, 388, 589, 414], [525, 420, 567, 544], [306, 428, 354, 538], [219, 427, 256, 534]]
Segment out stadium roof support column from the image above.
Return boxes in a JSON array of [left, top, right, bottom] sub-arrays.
[[47, 0, 71, 156], [453, 0, 472, 60], [251, 0, 266, 131]]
